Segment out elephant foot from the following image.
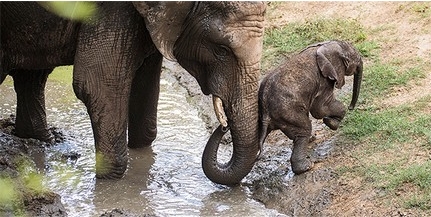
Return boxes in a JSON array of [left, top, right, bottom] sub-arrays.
[[323, 117, 341, 130], [95, 152, 128, 179], [291, 157, 313, 175], [15, 128, 54, 144], [128, 141, 154, 149], [128, 129, 157, 149]]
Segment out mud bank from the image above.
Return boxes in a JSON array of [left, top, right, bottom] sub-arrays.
[[0, 116, 67, 216]]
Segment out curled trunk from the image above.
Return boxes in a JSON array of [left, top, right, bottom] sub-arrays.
[[202, 125, 229, 183], [203, 79, 260, 185], [202, 122, 259, 186], [348, 59, 363, 110]]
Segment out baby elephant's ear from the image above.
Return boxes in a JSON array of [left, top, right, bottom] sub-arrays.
[[317, 46, 338, 81], [316, 43, 345, 89]]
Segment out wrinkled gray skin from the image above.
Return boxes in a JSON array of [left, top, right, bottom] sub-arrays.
[[259, 40, 363, 174], [1, 2, 266, 184], [205, 40, 363, 177]]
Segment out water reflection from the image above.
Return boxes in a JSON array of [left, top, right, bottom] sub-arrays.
[[93, 147, 155, 215], [0, 65, 284, 216]]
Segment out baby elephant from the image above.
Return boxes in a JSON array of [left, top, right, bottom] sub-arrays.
[[202, 40, 363, 179], [258, 40, 363, 174]]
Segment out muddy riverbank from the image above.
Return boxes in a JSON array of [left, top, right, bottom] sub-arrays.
[[0, 58, 339, 216], [0, 117, 67, 216]]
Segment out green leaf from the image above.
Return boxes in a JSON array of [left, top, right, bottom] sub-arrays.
[[40, 1, 98, 22]]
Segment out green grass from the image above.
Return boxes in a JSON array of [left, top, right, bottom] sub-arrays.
[[342, 98, 431, 147], [262, 18, 376, 71], [405, 2, 431, 20], [50, 66, 73, 83], [388, 162, 431, 191], [352, 160, 431, 210], [0, 178, 17, 208], [0, 66, 73, 86], [360, 62, 425, 102], [341, 56, 429, 144], [0, 156, 48, 215], [39, 2, 98, 23]]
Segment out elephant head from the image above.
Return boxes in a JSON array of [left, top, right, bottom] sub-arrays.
[[133, 2, 266, 185], [315, 40, 363, 110]]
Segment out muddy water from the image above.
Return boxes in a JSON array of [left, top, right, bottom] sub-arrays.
[[0, 65, 285, 216]]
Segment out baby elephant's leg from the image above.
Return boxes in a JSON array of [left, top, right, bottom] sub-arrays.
[[280, 118, 313, 175], [291, 136, 313, 174]]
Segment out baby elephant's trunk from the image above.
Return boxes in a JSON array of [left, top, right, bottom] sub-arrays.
[[349, 59, 363, 110]]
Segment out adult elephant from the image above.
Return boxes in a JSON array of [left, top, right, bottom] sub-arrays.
[[0, 2, 266, 184]]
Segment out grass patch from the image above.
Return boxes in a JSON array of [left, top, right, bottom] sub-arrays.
[[262, 18, 375, 71], [388, 162, 431, 191], [339, 54, 431, 211], [342, 96, 431, 147], [0, 66, 73, 86], [0, 156, 49, 215], [349, 59, 426, 105], [398, 2, 431, 20], [50, 66, 73, 84], [356, 161, 431, 210]]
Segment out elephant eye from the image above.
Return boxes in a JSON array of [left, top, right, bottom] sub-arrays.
[[214, 45, 230, 57]]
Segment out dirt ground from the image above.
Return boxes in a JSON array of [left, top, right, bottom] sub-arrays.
[[1, 2, 430, 216]]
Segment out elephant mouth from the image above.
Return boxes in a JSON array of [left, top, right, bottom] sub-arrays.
[[212, 95, 228, 128]]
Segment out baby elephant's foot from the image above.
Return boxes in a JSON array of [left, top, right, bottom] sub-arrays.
[[291, 157, 313, 175], [323, 117, 341, 130]]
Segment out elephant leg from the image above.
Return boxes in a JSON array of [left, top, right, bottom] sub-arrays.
[[72, 2, 148, 178], [279, 115, 313, 175], [128, 52, 163, 148], [12, 68, 53, 142], [73, 57, 134, 179], [291, 136, 313, 174]]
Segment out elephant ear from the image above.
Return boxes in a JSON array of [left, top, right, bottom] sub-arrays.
[[133, 2, 194, 61], [337, 40, 362, 77], [316, 42, 345, 89]]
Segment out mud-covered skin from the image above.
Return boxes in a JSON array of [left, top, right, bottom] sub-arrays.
[[258, 40, 363, 174]]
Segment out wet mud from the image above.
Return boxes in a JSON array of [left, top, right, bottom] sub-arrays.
[[0, 116, 67, 216]]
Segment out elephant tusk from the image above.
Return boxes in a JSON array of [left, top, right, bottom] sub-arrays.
[[212, 95, 228, 128]]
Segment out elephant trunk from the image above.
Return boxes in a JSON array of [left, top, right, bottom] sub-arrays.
[[202, 125, 230, 182], [202, 75, 259, 185], [348, 59, 363, 110], [203, 115, 259, 185]]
